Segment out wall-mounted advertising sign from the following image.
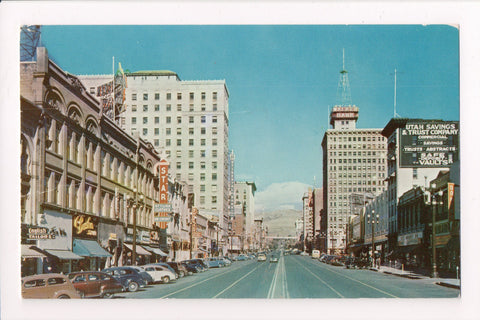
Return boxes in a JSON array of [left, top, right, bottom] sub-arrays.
[[72, 214, 98, 239], [399, 120, 459, 167], [155, 159, 170, 229]]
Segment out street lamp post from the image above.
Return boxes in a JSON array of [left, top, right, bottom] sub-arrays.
[[367, 209, 380, 268], [431, 188, 443, 279], [131, 188, 143, 266]]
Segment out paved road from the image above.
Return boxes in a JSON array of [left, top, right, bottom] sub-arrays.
[[115, 255, 460, 299]]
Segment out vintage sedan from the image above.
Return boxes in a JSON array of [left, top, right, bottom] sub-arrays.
[[166, 261, 189, 277], [206, 257, 225, 268], [141, 264, 177, 283], [22, 273, 82, 299], [101, 267, 147, 292], [68, 271, 124, 298]]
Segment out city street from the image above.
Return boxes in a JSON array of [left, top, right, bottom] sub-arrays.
[[114, 255, 460, 299]]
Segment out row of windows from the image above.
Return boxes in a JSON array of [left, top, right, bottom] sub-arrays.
[[329, 165, 387, 171], [132, 115, 219, 125], [329, 151, 385, 157], [330, 171, 385, 178], [328, 187, 380, 194], [328, 144, 385, 150], [131, 91, 218, 102], [329, 158, 384, 164], [329, 135, 385, 142], [131, 103, 219, 113]]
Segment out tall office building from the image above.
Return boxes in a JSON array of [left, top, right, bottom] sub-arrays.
[[321, 61, 388, 254], [80, 71, 231, 233], [233, 181, 256, 243]]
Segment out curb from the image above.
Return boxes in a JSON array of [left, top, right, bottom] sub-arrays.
[[436, 282, 460, 290]]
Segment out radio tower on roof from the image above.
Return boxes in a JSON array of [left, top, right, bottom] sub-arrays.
[[20, 25, 41, 62], [336, 48, 353, 107]]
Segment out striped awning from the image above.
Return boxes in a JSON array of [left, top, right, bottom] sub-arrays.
[[21, 245, 46, 259], [73, 239, 112, 258], [124, 243, 151, 256], [44, 249, 84, 260], [142, 245, 168, 256]]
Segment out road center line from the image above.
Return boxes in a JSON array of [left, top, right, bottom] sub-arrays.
[[212, 263, 263, 298], [267, 259, 281, 298], [292, 258, 344, 298], [303, 258, 399, 298]]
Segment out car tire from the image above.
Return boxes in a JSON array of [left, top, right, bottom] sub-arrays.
[[128, 281, 139, 292], [57, 295, 70, 299], [102, 293, 114, 299], [162, 276, 170, 284]]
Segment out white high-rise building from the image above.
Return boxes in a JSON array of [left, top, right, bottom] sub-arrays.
[[233, 181, 256, 243], [80, 71, 230, 233]]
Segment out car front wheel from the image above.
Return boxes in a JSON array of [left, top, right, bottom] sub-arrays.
[[57, 295, 70, 299], [162, 276, 170, 284], [128, 281, 139, 292], [102, 292, 114, 299]]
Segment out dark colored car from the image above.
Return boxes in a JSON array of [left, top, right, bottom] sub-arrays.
[[101, 267, 147, 292], [130, 266, 155, 285], [166, 261, 189, 277], [68, 271, 124, 298], [22, 273, 82, 299], [190, 259, 209, 270], [181, 261, 199, 274], [182, 260, 206, 272], [236, 254, 248, 261]]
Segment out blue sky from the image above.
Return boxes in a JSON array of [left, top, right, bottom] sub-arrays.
[[39, 25, 459, 210]]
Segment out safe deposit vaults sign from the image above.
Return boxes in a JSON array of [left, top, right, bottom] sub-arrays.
[[399, 120, 459, 168], [154, 159, 171, 229]]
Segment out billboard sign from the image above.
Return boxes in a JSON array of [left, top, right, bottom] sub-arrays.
[[155, 159, 170, 229], [399, 120, 459, 167]]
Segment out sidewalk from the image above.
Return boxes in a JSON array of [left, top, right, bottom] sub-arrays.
[[371, 265, 460, 290]]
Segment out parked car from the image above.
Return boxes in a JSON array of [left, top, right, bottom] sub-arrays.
[[236, 254, 248, 261], [68, 271, 124, 298], [181, 261, 200, 274], [190, 258, 209, 270], [130, 266, 155, 285], [257, 253, 267, 262], [141, 264, 177, 283], [221, 257, 232, 266], [206, 257, 226, 268], [147, 262, 178, 276], [22, 273, 82, 299], [311, 250, 321, 259], [166, 261, 189, 277], [101, 267, 147, 292]]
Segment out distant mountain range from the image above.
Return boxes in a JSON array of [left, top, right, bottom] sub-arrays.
[[255, 209, 302, 238]]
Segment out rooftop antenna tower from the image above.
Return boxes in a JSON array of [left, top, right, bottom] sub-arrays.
[[20, 25, 41, 62], [336, 48, 353, 106]]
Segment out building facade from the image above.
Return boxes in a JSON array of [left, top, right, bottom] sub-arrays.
[[21, 48, 164, 275], [234, 181, 256, 247], [321, 106, 388, 254]]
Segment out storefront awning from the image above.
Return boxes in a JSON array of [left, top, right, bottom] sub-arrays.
[[44, 249, 84, 260], [124, 243, 151, 256], [73, 239, 112, 258], [198, 248, 209, 253], [21, 245, 46, 259], [142, 245, 168, 257]]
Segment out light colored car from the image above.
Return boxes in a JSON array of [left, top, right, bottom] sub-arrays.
[[141, 264, 177, 284], [22, 273, 82, 299], [312, 250, 321, 259], [257, 253, 267, 262]]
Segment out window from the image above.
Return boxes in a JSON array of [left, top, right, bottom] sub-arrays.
[[132, 93, 137, 101], [176, 162, 181, 169], [166, 128, 171, 135], [143, 117, 148, 124], [213, 104, 217, 111], [143, 105, 148, 112], [212, 173, 217, 181], [155, 117, 159, 124], [89, 87, 95, 94], [176, 150, 182, 158], [212, 127, 218, 135], [200, 185, 206, 192], [200, 196, 205, 204], [166, 139, 171, 146], [177, 116, 182, 124], [189, 128, 194, 135], [155, 104, 160, 111], [154, 139, 159, 146], [143, 128, 148, 135], [201, 104, 206, 111], [190, 92, 194, 100], [212, 162, 217, 169], [177, 104, 182, 112], [212, 150, 217, 158], [166, 117, 171, 123], [131, 105, 137, 112], [200, 161, 206, 169], [166, 93, 171, 100], [24, 279, 46, 287], [201, 150, 206, 158], [201, 92, 206, 100], [200, 173, 206, 181], [201, 116, 206, 123], [188, 173, 194, 181], [143, 93, 148, 101], [189, 162, 194, 169], [177, 128, 182, 135], [201, 127, 206, 134], [212, 196, 217, 204], [166, 104, 171, 111], [213, 139, 217, 146], [213, 116, 217, 123], [155, 93, 160, 100], [131, 117, 136, 124], [177, 92, 182, 100], [189, 139, 194, 146], [213, 92, 217, 100], [189, 104, 194, 112], [189, 150, 194, 158], [201, 139, 206, 146], [189, 116, 194, 123], [177, 139, 182, 146]]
